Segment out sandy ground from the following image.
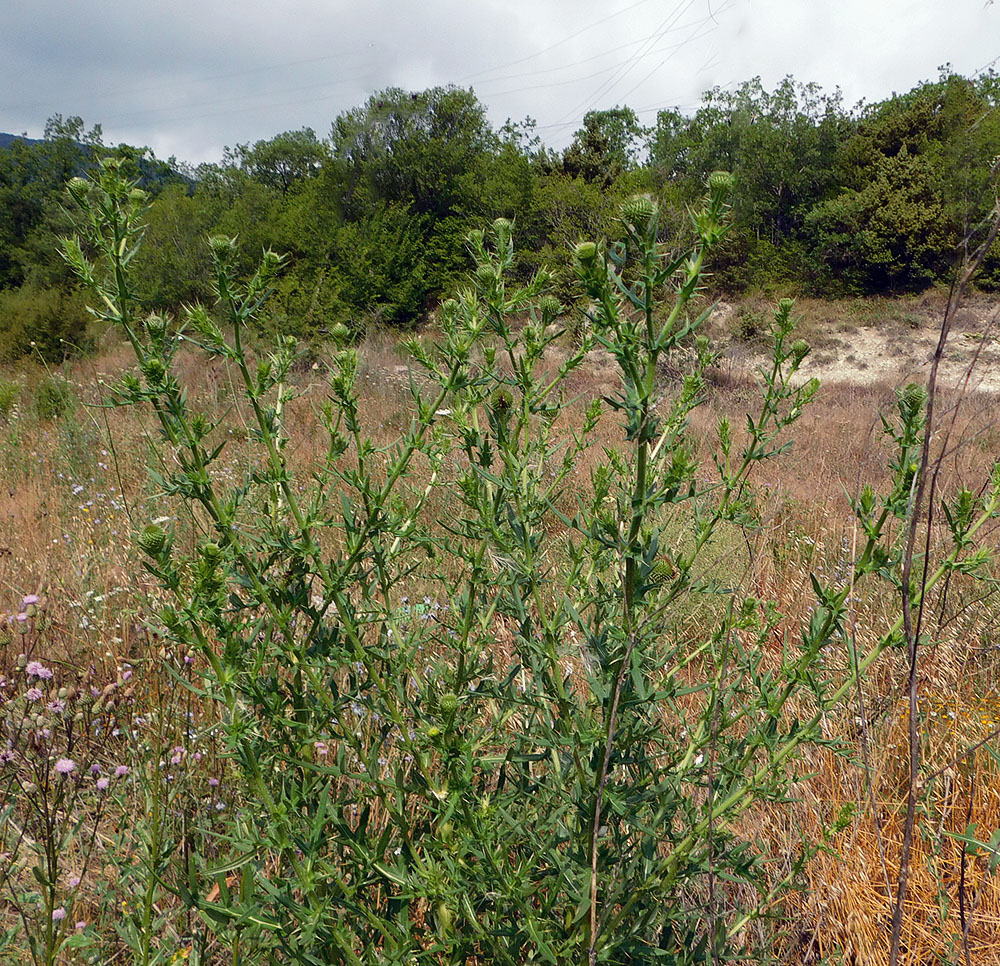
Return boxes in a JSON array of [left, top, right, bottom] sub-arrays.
[[710, 297, 1000, 393], [395, 294, 1000, 400]]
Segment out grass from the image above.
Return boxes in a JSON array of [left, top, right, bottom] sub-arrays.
[[4, 313, 1000, 964]]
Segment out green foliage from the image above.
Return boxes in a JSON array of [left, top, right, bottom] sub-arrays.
[[225, 128, 328, 194], [806, 72, 1000, 293], [805, 148, 952, 292], [0, 282, 88, 362], [329, 203, 433, 325], [33, 374, 72, 421], [60, 155, 990, 966], [4, 73, 998, 341], [563, 106, 646, 187], [130, 183, 214, 308], [651, 77, 849, 240], [0, 375, 19, 421], [331, 85, 497, 219]]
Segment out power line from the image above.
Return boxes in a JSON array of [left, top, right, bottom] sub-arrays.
[[474, 26, 726, 101], [455, 0, 660, 83], [553, 0, 701, 125], [468, 14, 719, 91]]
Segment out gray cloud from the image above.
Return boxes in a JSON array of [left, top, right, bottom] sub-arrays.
[[3, 0, 997, 164]]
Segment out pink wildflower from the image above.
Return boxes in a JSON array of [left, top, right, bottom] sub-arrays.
[[26, 661, 53, 680]]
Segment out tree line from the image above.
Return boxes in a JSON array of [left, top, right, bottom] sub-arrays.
[[2, 70, 999, 360]]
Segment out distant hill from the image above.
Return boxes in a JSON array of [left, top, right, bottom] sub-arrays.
[[0, 132, 44, 150], [0, 131, 193, 189]]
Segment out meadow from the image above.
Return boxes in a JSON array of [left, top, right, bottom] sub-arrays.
[[3, 163, 1000, 965]]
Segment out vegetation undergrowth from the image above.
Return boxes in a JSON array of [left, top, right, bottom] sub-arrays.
[[3, 155, 1000, 965]]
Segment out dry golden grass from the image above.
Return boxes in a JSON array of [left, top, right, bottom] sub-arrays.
[[4, 318, 1000, 963]]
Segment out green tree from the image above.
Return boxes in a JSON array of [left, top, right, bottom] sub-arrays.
[[330, 86, 496, 219], [225, 128, 328, 195], [131, 183, 215, 308], [563, 106, 645, 187], [651, 78, 850, 244], [806, 71, 1000, 291]]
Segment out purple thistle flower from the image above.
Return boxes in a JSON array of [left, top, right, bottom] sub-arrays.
[[90, 763, 101, 775], [52, 907, 66, 921], [208, 777, 219, 787], [95, 777, 109, 791], [25, 687, 43, 702], [22, 595, 40, 606], [114, 765, 129, 778], [54, 758, 76, 775], [75, 921, 87, 930], [26, 661, 53, 680]]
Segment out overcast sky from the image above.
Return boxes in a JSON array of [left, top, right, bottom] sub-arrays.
[[3, 0, 998, 165]]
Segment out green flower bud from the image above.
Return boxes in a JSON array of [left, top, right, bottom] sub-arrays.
[[67, 177, 89, 200], [138, 524, 166, 557], [648, 559, 675, 587], [200, 542, 222, 562], [491, 217, 514, 250], [208, 235, 237, 259], [141, 357, 166, 385], [708, 170, 735, 197], [330, 322, 350, 344], [620, 194, 657, 225], [574, 241, 598, 266], [474, 263, 496, 287], [491, 388, 513, 414], [791, 339, 810, 363], [538, 294, 562, 321], [900, 383, 928, 413], [439, 692, 459, 715], [144, 314, 167, 341]]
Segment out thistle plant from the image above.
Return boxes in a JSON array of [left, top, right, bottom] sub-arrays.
[[55, 157, 1000, 965]]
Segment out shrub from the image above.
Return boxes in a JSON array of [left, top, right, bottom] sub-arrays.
[[33, 375, 72, 420], [56, 156, 1000, 966], [0, 377, 18, 421], [0, 282, 89, 363]]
